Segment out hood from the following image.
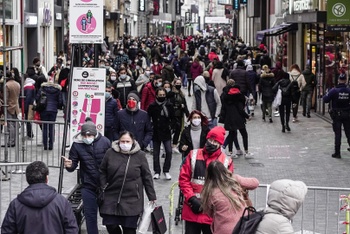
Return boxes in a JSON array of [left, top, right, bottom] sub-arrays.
[[261, 71, 274, 78], [73, 132, 102, 143], [228, 87, 241, 95], [192, 61, 200, 68], [266, 179, 307, 219], [302, 69, 312, 75], [24, 78, 36, 87], [289, 69, 301, 76], [41, 82, 62, 94], [111, 140, 141, 154], [17, 183, 57, 208], [193, 76, 207, 91], [164, 65, 174, 71]]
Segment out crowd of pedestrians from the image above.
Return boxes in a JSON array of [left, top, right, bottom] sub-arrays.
[[4, 33, 346, 234]]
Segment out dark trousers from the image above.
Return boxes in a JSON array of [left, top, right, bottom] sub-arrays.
[[185, 221, 212, 234], [332, 116, 350, 154], [187, 78, 193, 95], [40, 111, 57, 149], [279, 99, 291, 126], [106, 225, 136, 234], [302, 90, 313, 115], [153, 140, 172, 174], [292, 92, 301, 118], [104, 127, 117, 142], [24, 108, 33, 138], [81, 188, 99, 234], [224, 128, 248, 152], [261, 101, 272, 119]]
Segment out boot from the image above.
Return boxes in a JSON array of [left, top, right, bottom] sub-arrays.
[[285, 124, 291, 131], [282, 125, 285, 133]]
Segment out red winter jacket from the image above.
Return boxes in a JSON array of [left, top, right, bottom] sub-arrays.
[[190, 62, 203, 80], [141, 82, 156, 111], [208, 52, 219, 62], [179, 148, 233, 225]]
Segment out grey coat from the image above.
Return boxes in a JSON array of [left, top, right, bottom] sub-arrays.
[[256, 179, 308, 234], [99, 140, 156, 216]]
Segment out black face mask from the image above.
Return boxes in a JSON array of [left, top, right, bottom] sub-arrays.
[[205, 141, 219, 153], [157, 96, 166, 102], [175, 85, 181, 90]]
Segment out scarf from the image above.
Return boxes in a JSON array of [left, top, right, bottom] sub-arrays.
[[156, 100, 169, 117]]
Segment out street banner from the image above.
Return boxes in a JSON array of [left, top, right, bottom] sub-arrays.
[[327, 0, 350, 25], [70, 68, 106, 144], [69, 0, 103, 44]]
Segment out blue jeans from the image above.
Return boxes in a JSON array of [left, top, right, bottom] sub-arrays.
[[81, 188, 99, 234], [207, 118, 217, 130], [40, 111, 57, 149], [181, 70, 187, 87], [153, 140, 172, 174]]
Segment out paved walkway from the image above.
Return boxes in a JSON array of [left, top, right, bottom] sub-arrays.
[[2, 89, 350, 233]]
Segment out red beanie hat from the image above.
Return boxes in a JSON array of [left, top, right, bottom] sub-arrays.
[[206, 126, 225, 145]]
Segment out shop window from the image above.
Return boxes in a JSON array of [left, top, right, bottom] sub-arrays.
[[0, 0, 13, 19]]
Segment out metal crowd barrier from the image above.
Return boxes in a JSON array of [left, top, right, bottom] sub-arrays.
[[169, 184, 350, 234], [0, 162, 31, 225], [0, 118, 67, 172]]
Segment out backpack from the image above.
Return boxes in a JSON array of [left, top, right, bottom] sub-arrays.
[[34, 90, 47, 112], [199, 47, 206, 56], [232, 206, 264, 234], [290, 74, 300, 94]]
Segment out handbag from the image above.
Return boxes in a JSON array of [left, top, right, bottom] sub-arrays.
[[28, 104, 35, 120], [151, 206, 167, 234], [272, 89, 282, 108], [137, 203, 155, 234], [96, 183, 109, 206]]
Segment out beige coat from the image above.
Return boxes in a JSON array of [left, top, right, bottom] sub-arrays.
[[212, 68, 227, 96], [6, 79, 20, 115]]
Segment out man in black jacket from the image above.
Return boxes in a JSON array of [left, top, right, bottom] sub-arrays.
[[1, 161, 78, 234]]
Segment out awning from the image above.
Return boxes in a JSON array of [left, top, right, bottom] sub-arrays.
[[256, 23, 297, 43]]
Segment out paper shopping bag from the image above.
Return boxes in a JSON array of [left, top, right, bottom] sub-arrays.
[[151, 206, 167, 234], [137, 203, 154, 234]]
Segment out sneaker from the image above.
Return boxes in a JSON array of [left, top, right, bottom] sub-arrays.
[[274, 111, 279, 114], [292, 117, 298, 122], [274, 113, 280, 117], [244, 151, 254, 159], [231, 154, 239, 159], [332, 153, 341, 159], [227, 151, 233, 157], [153, 173, 160, 180], [164, 172, 172, 180], [236, 150, 243, 156]]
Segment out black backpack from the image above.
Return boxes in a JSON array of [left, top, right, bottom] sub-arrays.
[[290, 74, 301, 94], [34, 90, 47, 112], [232, 206, 264, 234], [199, 47, 206, 56]]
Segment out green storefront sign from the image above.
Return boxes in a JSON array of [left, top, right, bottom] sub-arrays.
[[327, 0, 350, 25]]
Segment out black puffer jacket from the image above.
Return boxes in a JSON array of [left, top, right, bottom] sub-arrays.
[[220, 85, 249, 130], [1, 183, 78, 234], [66, 133, 111, 190], [229, 67, 252, 94], [259, 72, 275, 102], [99, 141, 157, 216]]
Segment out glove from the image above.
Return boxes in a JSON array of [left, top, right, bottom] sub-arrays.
[[188, 196, 203, 214]]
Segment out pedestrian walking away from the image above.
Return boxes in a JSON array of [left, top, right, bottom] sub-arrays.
[[323, 73, 350, 158]]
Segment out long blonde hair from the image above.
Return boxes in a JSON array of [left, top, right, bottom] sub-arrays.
[[201, 161, 245, 214]]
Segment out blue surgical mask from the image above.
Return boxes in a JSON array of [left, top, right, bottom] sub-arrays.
[[105, 92, 111, 99], [120, 74, 127, 79], [83, 137, 94, 145], [156, 82, 162, 87]]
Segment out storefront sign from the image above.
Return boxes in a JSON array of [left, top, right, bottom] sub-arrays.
[[70, 68, 106, 144], [175, 0, 181, 15], [69, 0, 103, 44], [139, 0, 145, 12], [327, 0, 350, 25], [327, 25, 350, 32], [293, 0, 312, 12], [233, 0, 240, 10]]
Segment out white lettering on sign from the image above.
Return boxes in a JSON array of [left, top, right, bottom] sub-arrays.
[[293, 0, 312, 12], [139, 0, 145, 11]]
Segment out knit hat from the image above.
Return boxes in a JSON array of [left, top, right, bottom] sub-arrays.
[[203, 71, 210, 78], [206, 126, 225, 145], [81, 118, 97, 136], [127, 91, 140, 102]]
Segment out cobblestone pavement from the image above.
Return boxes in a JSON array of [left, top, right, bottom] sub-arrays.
[[1, 88, 350, 233]]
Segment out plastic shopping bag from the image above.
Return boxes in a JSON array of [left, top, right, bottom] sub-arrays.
[[137, 203, 154, 234], [272, 89, 282, 108]]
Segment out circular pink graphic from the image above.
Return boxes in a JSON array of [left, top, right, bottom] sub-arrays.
[[72, 101, 78, 107], [76, 12, 96, 34], [97, 124, 103, 130], [73, 91, 78, 96], [72, 119, 78, 125], [72, 110, 78, 116]]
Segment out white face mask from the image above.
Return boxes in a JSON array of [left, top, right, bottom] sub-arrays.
[[83, 137, 94, 145], [192, 118, 201, 126], [120, 143, 132, 152], [110, 76, 116, 81]]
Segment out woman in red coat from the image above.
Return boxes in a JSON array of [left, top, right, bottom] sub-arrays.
[[190, 57, 203, 81]]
